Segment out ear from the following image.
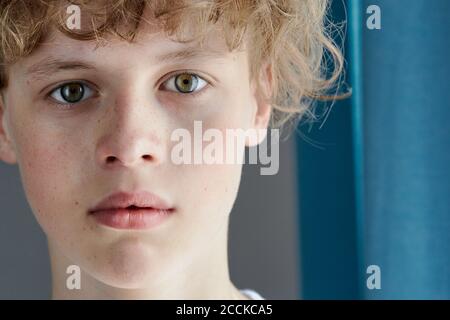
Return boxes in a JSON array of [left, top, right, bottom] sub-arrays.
[[0, 93, 17, 164], [246, 61, 273, 147]]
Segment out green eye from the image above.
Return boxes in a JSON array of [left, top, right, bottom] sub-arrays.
[[61, 83, 84, 102], [175, 73, 198, 93], [162, 72, 208, 94], [50, 82, 93, 104]]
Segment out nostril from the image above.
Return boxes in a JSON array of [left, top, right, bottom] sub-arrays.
[[106, 156, 116, 163], [104, 155, 153, 165]]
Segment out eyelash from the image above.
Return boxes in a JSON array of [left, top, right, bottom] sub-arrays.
[[45, 71, 211, 109]]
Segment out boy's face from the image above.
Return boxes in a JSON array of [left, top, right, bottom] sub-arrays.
[[0, 11, 270, 289]]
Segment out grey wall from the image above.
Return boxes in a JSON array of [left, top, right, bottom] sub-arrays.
[[0, 164, 51, 299], [229, 136, 300, 299], [0, 136, 299, 299]]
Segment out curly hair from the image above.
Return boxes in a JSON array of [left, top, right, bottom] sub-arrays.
[[0, 0, 346, 129]]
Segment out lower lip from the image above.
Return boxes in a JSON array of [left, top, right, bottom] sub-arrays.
[[90, 208, 173, 230]]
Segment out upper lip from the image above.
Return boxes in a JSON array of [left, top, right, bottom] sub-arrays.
[[88, 191, 173, 213]]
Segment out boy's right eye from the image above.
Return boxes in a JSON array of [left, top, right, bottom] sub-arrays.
[[49, 82, 94, 104]]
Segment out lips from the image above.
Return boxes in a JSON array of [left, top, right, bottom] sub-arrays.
[[88, 191, 175, 229]]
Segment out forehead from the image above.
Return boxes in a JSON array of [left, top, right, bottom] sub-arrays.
[[15, 4, 244, 79], [17, 0, 246, 68]]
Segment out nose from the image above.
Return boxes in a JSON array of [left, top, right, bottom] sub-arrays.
[[100, 138, 160, 168], [95, 94, 167, 169]]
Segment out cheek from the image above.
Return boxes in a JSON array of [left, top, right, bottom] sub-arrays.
[[175, 96, 252, 220], [170, 160, 242, 259], [171, 128, 245, 224], [203, 164, 242, 219], [14, 128, 80, 233], [186, 163, 242, 215]]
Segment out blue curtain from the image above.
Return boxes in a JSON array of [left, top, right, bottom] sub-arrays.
[[296, 0, 358, 299], [296, 0, 450, 299], [362, 0, 450, 299]]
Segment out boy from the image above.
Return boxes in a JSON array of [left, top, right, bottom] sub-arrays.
[[0, 0, 342, 299]]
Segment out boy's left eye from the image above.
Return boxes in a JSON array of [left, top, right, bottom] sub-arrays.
[[161, 73, 208, 94]]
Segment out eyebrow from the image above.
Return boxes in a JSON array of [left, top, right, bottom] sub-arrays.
[[26, 58, 97, 81], [155, 47, 229, 64], [25, 48, 229, 80]]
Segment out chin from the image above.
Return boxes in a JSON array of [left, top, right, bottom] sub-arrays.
[[91, 237, 163, 289]]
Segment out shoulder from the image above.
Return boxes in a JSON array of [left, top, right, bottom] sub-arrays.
[[239, 288, 265, 300]]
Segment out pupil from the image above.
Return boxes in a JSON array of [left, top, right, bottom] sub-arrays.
[[62, 83, 84, 103]]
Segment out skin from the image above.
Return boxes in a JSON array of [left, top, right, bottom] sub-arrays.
[[0, 6, 271, 299]]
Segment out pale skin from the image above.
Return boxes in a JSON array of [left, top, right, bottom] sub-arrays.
[[0, 8, 271, 299]]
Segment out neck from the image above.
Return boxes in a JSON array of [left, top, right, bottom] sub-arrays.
[[47, 229, 247, 300]]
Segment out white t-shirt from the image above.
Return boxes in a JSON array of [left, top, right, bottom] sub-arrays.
[[239, 288, 265, 300]]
